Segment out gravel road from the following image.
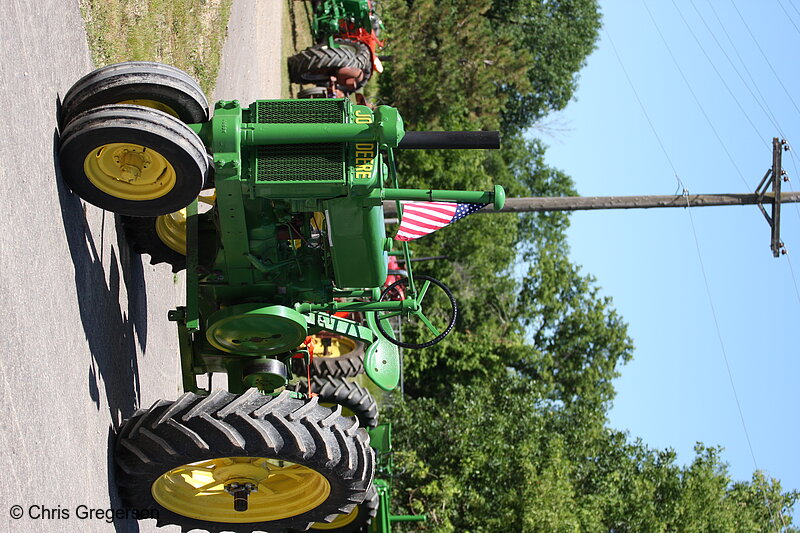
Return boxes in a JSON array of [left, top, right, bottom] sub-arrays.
[[0, 1, 282, 531]]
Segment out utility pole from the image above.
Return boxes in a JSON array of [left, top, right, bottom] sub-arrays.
[[384, 138, 796, 257]]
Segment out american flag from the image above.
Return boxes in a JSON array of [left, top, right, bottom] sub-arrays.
[[394, 201, 488, 241]]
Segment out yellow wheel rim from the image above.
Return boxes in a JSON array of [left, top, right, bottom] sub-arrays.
[[155, 209, 187, 255], [117, 99, 180, 118], [154, 190, 215, 255], [84, 143, 176, 200], [311, 506, 359, 530], [151, 457, 330, 523], [313, 336, 357, 358]]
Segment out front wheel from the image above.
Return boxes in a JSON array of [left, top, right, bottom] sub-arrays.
[[115, 389, 374, 532], [58, 105, 208, 216], [59, 61, 209, 127]]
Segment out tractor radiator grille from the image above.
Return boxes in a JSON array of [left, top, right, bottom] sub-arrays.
[[254, 100, 346, 124], [255, 144, 344, 182]]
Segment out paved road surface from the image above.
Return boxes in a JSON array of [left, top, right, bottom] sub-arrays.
[[214, 0, 284, 103], [0, 1, 282, 531]]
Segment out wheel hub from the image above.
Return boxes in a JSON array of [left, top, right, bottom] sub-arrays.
[[225, 481, 258, 512], [83, 142, 177, 200]]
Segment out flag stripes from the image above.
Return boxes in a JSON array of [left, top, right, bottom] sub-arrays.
[[394, 201, 487, 241]]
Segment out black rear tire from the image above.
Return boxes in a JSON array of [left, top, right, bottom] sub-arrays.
[[309, 484, 379, 532], [60, 61, 209, 127], [120, 215, 186, 272], [293, 376, 379, 428], [59, 105, 208, 217], [303, 337, 366, 378], [115, 389, 375, 532], [288, 39, 372, 89]]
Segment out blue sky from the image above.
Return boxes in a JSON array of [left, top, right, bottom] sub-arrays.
[[539, 0, 800, 496]]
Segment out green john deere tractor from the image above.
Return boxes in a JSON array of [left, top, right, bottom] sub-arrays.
[[57, 61, 503, 532], [288, 0, 385, 96]]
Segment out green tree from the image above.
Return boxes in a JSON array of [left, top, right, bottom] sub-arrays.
[[486, 0, 603, 132], [385, 379, 799, 532], [379, 0, 532, 131], [380, 0, 602, 133], [371, 2, 796, 527]]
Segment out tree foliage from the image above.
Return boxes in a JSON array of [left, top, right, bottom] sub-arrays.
[[379, 0, 531, 131], [386, 378, 799, 532], [487, 0, 602, 131], [379, 0, 601, 132]]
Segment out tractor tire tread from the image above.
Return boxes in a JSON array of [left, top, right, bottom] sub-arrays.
[[293, 376, 378, 428], [115, 389, 374, 532], [287, 39, 372, 89], [291, 483, 379, 533], [60, 61, 209, 127]]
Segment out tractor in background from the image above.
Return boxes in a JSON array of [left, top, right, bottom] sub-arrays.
[[288, 0, 385, 96], [57, 61, 503, 532]]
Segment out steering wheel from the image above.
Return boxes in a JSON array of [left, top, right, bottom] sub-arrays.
[[373, 275, 457, 349]]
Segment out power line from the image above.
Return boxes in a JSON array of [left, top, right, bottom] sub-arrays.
[[786, 248, 800, 306], [557, 8, 796, 524], [642, 0, 751, 189], [606, 9, 788, 524], [670, 0, 766, 145], [604, 26, 681, 176], [788, 0, 800, 21], [727, 0, 800, 119], [779, 176, 800, 306], [775, 0, 800, 39], [692, 0, 800, 239], [701, 0, 786, 136]]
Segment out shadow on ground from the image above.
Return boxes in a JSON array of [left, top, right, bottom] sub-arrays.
[[54, 124, 148, 532]]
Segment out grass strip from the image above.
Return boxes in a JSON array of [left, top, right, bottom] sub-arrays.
[[79, 0, 232, 94], [282, 0, 313, 98]]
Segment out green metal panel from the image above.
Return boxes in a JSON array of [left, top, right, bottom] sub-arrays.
[[367, 425, 392, 456], [255, 144, 344, 181], [364, 311, 400, 391], [254, 144, 347, 198], [325, 196, 388, 288], [363, 337, 400, 391]]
